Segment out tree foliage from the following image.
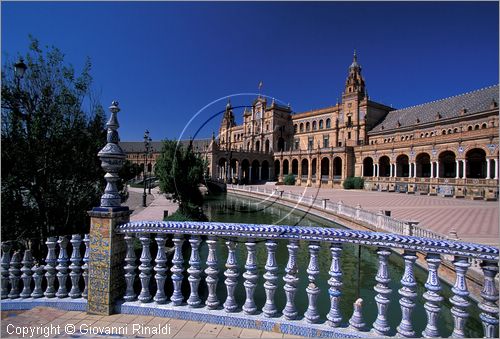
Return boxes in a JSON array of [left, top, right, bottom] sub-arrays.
[[155, 140, 205, 211], [1, 37, 106, 241]]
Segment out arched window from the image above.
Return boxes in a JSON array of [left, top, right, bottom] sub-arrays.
[[312, 121, 317, 130], [319, 120, 324, 129], [326, 118, 331, 128], [294, 124, 298, 133], [300, 123, 304, 132], [306, 122, 310, 131], [482, 123, 488, 129], [468, 126, 473, 131]]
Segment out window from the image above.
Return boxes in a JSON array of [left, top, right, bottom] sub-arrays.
[[300, 123, 304, 132], [323, 136, 329, 148], [326, 118, 331, 128], [348, 132, 351, 139], [306, 122, 310, 131], [312, 121, 317, 130], [308, 137, 313, 150], [347, 116, 352, 127], [319, 120, 324, 129], [294, 139, 299, 150], [294, 124, 298, 133]]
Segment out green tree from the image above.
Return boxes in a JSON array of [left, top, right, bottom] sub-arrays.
[[1, 37, 106, 241], [155, 140, 205, 213]]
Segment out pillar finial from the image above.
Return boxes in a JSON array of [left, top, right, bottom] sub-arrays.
[[97, 100, 126, 208]]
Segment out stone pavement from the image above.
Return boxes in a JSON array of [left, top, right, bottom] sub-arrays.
[[1, 307, 303, 338], [126, 186, 179, 221], [248, 184, 499, 246]]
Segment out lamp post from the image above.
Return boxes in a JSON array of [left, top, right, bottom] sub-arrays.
[[142, 130, 151, 207], [147, 136, 152, 194], [14, 58, 27, 90]]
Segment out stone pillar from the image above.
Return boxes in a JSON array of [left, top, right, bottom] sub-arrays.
[[455, 160, 460, 179], [360, 163, 364, 177], [376, 164, 379, 177], [430, 161, 434, 178], [389, 163, 393, 178], [279, 161, 284, 183], [307, 159, 312, 186], [408, 163, 411, 178], [258, 166, 262, 181], [88, 101, 131, 316], [268, 167, 272, 181], [486, 158, 491, 179], [249, 166, 252, 182], [238, 165, 242, 182], [494, 159, 498, 180], [372, 163, 376, 178], [436, 161, 440, 179], [462, 160, 467, 179], [297, 161, 302, 185]]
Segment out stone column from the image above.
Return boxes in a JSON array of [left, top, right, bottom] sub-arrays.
[[372, 163, 376, 178], [430, 161, 434, 178], [389, 163, 393, 177], [307, 159, 312, 186], [258, 166, 262, 181], [249, 166, 252, 182], [297, 161, 302, 185], [455, 160, 460, 179], [87, 101, 131, 315], [413, 163, 417, 178], [268, 167, 272, 181], [360, 163, 364, 177], [238, 165, 242, 182], [486, 158, 491, 179], [279, 161, 284, 183], [436, 161, 440, 179], [462, 160, 467, 179]]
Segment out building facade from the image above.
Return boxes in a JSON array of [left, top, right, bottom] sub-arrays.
[[122, 53, 499, 200]]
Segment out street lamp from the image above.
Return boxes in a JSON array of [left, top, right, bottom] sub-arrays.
[[14, 58, 27, 88], [142, 129, 151, 207], [147, 135, 152, 194]]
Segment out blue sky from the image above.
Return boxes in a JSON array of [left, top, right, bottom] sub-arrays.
[[2, 1, 498, 141]]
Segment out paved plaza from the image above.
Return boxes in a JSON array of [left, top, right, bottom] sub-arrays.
[[125, 187, 179, 221], [1, 307, 302, 338], [248, 184, 499, 246]]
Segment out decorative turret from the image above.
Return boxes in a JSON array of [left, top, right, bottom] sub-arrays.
[[344, 50, 366, 98]]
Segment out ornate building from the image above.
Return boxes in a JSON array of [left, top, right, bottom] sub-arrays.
[[122, 52, 499, 200]]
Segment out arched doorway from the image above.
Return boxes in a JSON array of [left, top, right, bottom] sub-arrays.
[[416, 153, 431, 177], [301, 159, 309, 180], [466, 148, 487, 178], [333, 157, 342, 179], [379, 156, 390, 177], [274, 160, 280, 178], [283, 159, 289, 175], [363, 157, 373, 176], [321, 157, 329, 181], [396, 154, 409, 177], [292, 159, 298, 175], [261, 160, 269, 180], [265, 139, 270, 153], [438, 151, 456, 178], [311, 158, 317, 179], [251, 160, 260, 182], [241, 159, 250, 184]]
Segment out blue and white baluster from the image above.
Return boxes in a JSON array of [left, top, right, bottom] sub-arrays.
[[44, 237, 57, 298], [204, 236, 219, 309], [263, 240, 278, 317], [372, 247, 392, 336], [305, 242, 321, 323], [397, 250, 418, 337], [1, 242, 12, 299], [153, 234, 167, 304], [422, 253, 443, 338], [8, 251, 22, 299], [243, 241, 258, 315], [171, 234, 185, 306], [69, 234, 82, 298], [327, 243, 343, 327], [450, 256, 471, 338], [224, 240, 239, 312], [56, 236, 70, 298], [81, 234, 90, 299], [187, 235, 202, 307], [20, 249, 34, 298], [283, 240, 299, 320], [31, 263, 44, 298], [479, 260, 499, 338], [138, 233, 152, 302], [124, 234, 137, 302]]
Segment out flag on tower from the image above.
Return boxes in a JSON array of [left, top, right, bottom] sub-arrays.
[[258, 81, 263, 91]]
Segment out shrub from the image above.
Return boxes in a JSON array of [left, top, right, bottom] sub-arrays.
[[343, 176, 364, 189], [284, 174, 296, 185]]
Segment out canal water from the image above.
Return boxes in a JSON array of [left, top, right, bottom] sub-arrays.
[[199, 193, 482, 337]]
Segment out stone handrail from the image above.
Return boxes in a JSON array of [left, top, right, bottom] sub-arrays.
[[230, 184, 448, 240], [115, 220, 499, 338]]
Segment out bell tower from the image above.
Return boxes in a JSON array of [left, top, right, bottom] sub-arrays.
[[341, 50, 367, 146]]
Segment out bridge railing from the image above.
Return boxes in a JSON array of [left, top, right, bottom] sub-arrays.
[[230, 184, 448, 241], [113, 220, 499, 338]]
